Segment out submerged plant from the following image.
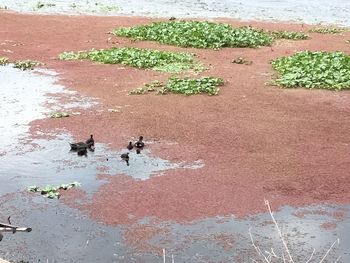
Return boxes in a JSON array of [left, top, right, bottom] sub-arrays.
[[271, 51, 350, 90], [59, 47, 202, 73], [13, 60, 41, 70], [114, 21, 273, 49]]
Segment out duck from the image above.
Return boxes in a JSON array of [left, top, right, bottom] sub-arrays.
[[121, 152, 130, 166], [135, 136, 144, 154], [85, 134, 94, 148], [135, 136, 144, 150], [127, 141, 134, 150]]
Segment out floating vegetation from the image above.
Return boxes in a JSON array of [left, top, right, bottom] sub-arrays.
[[28, 182, 81, 199], [270, 30, 309, 40], [35, 1, 56, 9], [232, 57, 252, 65], [0, 56, 9, 66], [59, 47, 202, 73], [271, 51, 350, 90], [130, 77, 224, 96], [114, 21, 273, 49], [13, 60, 41, 70], [309, 27, 347, 34], [49, 112, 70, 118]]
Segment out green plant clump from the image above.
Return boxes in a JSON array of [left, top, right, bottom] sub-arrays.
[[114, 21, 273, 49], [49, 112, 70, 118], [271, 30, 309, 40], [59, 47, 202, 73], [0, 56, 9, 66], [309, 27, 346, 34], [130, 77, 224, 96], [271, 51, 350, 90], [28, 182, 81, 199], [13, 60, 41, 70]]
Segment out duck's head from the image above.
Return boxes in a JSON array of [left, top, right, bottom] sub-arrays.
[[139, 136, 143, 141], [90, 134, 93, 138], [128, 141, 132, 145]]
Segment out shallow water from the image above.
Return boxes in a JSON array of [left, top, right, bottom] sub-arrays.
[[0, 0, 350, 26], [1, 196, 348, 262]]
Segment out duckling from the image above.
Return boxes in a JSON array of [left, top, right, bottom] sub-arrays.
[[127, 141, 134, 150], [85, 134, 94, 148], [121, 153, 130, 166], [135, 136, 144, 150]]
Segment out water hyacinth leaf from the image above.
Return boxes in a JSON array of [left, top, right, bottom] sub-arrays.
[[271, 51, 350, 90], [59, 47, 202, 73], [114, 21, 273, 49]]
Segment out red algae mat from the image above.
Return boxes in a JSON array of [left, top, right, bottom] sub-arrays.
[[1, 12, 350, 226]]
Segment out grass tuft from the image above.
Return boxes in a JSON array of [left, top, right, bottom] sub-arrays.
[[271, 51, 350, 90]]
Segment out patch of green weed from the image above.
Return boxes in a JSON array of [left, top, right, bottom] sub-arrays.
[[59, 47, 202, 73], [13, 60, 41, 70], [271, 30, 309, 40], [28, 182, 80, 199], [0, 56, 9, 66], [114, 21, 273, 49], [130, 77, 224, 96], [271, 51, 350, 90], [309, 27, 346, 34]]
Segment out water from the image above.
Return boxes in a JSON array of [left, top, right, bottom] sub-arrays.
[[1, 0, 350, 26]]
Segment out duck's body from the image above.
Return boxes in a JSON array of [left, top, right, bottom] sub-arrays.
[[85, 134, 94, 147], [127, 142, 134, 150], [121, 153, 130, 166], [135, 136, 144, 154], [77, 147, 87, 156], [70, 142, 88, 151], [70, 141, 94, 151]]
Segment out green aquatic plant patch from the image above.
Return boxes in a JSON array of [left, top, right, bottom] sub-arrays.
[[13, 60, 41, 70], [271, 51, 350, 90], [0, 56, 9, 66], [270, 30, 309, 40], [28, 182, 81, 199], [114, 21, 273, 49], [130, 77, 224, 96], [309, 27, 346, 34], [59, 47, 202, 73]]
